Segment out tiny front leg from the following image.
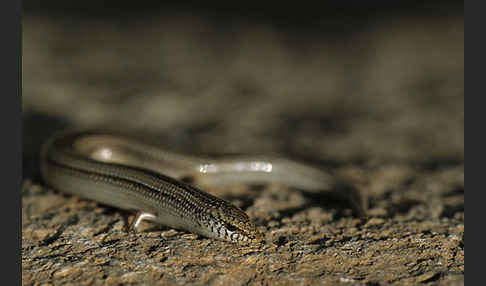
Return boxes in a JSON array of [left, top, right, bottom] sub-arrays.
[[130, 211, 157, 232]]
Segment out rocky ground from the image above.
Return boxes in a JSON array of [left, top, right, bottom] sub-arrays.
[[22, 8, 463, 286]]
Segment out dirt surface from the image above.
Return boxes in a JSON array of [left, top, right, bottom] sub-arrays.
[[22, 10, 464, 286]]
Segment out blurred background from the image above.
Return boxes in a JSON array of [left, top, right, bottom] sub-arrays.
[[22, 1, 464, 179]]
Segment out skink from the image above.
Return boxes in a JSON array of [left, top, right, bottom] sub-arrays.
[[40, 131, 364, 243]]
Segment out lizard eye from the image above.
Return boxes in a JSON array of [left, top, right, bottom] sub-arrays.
[[225, 223, 238, 232]]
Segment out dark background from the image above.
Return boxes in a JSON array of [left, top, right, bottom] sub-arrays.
[[23, 1, 463, 38], [23, 1, 462, 19]]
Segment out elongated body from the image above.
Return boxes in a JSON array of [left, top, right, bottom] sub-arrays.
[[41, 131, 363, 243], [71, 133, 336, 192], [41, 132, 263, 243]]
